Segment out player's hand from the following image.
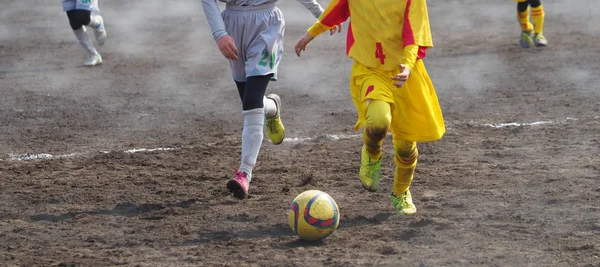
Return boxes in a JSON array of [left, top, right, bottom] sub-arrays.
[[391, 64, 411, 88], [217, 35, 239, 60], [329, 23, 343, 35], [295, 33, 315, 57]]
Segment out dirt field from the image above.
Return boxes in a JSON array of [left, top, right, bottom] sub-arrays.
[[1, 0, 599, 266]]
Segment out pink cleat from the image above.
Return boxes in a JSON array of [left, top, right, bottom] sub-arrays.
[[227, 169, 249, 199]]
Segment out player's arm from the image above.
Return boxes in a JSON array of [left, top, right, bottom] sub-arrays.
[[201, 0, 227, 42], [295, 0, 343, 35], [392, 45, 419, 88], [307, 0, 349, 37], [401, 0, 433, 52], [392, 0, 433, 88], [201, 0, 238, 60], [294, 0, 325, 19], [294, 0, 350, 56]]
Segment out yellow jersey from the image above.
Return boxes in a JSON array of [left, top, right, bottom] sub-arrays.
[[308, 0, 433, 71]]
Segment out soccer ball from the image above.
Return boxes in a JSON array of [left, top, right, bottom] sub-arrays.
[[288, 189, 340, 241]]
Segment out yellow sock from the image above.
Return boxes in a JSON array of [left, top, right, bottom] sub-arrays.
[[363, 100, 391, 160], [363, 130, 384, 159], [531, 5, 545, 34], [392, 140, 418, 196], [517, 7, 534, 32]]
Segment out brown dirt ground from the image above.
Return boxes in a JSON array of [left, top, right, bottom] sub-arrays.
[[1, 0, 599, 266]]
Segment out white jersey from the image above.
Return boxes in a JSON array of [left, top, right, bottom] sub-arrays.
[[62, 0, 99, 12]]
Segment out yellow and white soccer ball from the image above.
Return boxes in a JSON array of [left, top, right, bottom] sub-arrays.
[[288, 190, 340, 241]]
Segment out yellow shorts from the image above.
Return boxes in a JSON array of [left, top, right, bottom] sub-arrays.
[[350, 60, 445, 142]]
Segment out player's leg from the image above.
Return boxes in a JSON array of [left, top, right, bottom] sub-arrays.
[[360, 100, 391, 192], [516, 0, 534, 48], [76, 0, 106, 45], [236, 82, 278, 122], [66, 9, 102, 66], [235, 81, 246, 101], [240, 74, 272, 181], [88, 14, 106, 46], [231, 5, 285, 145], [223, 8, 252, 199], [224, 3, 285, 199], [227, 75, 271, 199], [248, 5, 286, 145], [387, 60, 444, 215], [264, 93, 284, 144], [228, 77, 279, 199], [349, 62, 395, 192], [390, 140, 418, 215], [530, 0, 547, 46], [236, 83, 283, 147]]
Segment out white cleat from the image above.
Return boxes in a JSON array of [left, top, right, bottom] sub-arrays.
[[84, 53, 103, 66], [533, 33, 548, 47], [93, 16, 107, 46]]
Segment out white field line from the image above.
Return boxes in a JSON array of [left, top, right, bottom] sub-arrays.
[[484, 120, 553, 128], [122, 147, 178, 153], [4, 117, 595, 162], [283, 134, 361, 143], [483, 117, 585, 128], [8, 153, 79, 161], [282, 137, 312, 142], [8, 148, 179, 162]]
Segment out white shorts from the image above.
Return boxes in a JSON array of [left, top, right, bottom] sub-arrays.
[[62, 0, 99, 12], [222, 3, 284, 82]]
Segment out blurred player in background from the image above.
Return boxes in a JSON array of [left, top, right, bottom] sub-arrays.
[[515, 0, 547, 48], [62, 0, 107, 66], [295, 0, 445, 215], [201, 0, 341, 200]]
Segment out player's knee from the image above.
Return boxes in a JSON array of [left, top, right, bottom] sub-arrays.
[[242, 75, 272, 110], [68, 20, 81, 30], [517, 1, 530, 12], [365, 100, 391, 138], [365, 111, 390, 139], [67, 11, 81, 29], [529, 0, 541, 7], [67, 10, 91, 30], [74, 10, 91, 26], [394, 141, 417, 161], [242, 94, 264, 110], [365, 122, 389, 141], [365, 111, 389, 141]]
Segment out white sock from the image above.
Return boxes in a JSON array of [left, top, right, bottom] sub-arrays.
[[88, 15, 101, 28], [264, 96, 277, 118], [73, 27, 97, 55], [239, 108, 264, 182]]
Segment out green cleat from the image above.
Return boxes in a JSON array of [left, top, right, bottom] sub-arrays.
[[391, 190, 417, 215], [520, 30, 533, 48], [360, 145, 382, 192], [265, 94, 285, 145]]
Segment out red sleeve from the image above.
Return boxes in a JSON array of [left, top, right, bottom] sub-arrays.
[[320, 0, 350, 27], [402, 0, 433, 59], [307, 0, 350, 37], [402, 0, 416, 47]]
